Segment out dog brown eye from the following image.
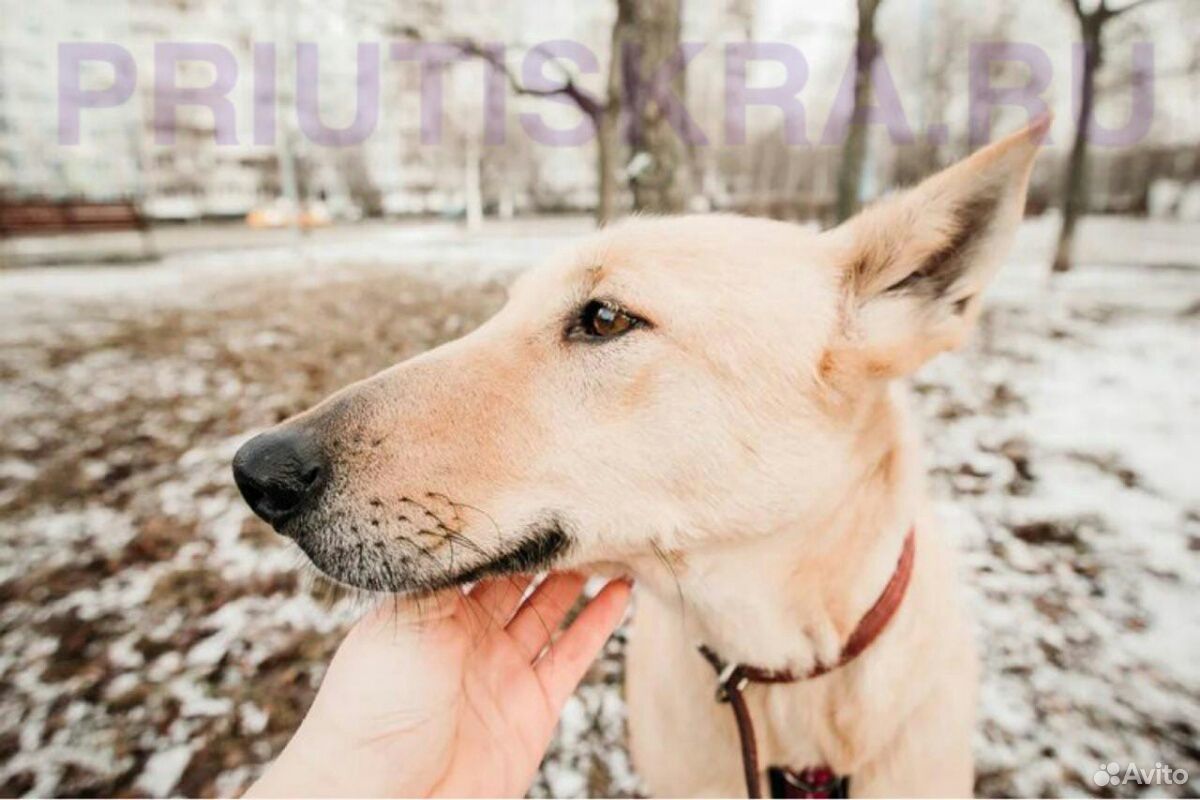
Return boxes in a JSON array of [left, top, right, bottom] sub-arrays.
[[576, 300, 640, 340]]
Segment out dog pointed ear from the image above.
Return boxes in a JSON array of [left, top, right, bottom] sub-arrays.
[[826, 117, 1048, 378]]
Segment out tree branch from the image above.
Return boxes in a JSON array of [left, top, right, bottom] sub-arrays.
[[449, 38, 606, 121], [1105, 0, 1169, 19], [391, 27, 607, 121], [1062, 0, 1087, 22]]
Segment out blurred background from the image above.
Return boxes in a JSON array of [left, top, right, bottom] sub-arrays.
[[0, 0, 1197, 797]]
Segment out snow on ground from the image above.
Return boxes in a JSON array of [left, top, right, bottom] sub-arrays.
[[0, 216, 1196, 797]]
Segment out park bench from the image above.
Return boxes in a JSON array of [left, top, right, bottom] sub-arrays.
[[0, 199, 157, 265]]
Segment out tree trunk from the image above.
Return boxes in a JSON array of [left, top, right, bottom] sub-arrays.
[[835, 0, 882, 223], [463, 138, 482, 232], [596, 114, 619, 225], [498, 175, 514, 220], [278, 0, 307, 240], [595, 0, 632, 226], [1053, 23, 1102, 273], [623, 0, 691, 214]]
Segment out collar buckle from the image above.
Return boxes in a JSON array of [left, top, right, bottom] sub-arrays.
[[715, 663, 749, 702]]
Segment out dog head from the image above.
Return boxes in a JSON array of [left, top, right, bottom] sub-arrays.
[[233, 121, 1046, 593]]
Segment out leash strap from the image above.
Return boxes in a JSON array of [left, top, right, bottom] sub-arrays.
[[700, 648, 770, 798], [704, 646, 836, 798], [697, 528, 917, 798]]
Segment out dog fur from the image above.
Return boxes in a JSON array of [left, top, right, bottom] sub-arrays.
[[246, 120, 1045, 796]]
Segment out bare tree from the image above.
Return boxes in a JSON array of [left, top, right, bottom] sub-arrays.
[[415, 0, 694, 224], [836, 0, 885, 222], [448, 38, 615, 225], [1053, 0, 1164, 272], [621, 0, 693, 214]]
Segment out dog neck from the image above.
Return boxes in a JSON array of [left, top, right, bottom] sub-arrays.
[[632, 388, 921, 675]]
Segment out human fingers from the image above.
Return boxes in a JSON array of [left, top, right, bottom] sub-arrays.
[[533, 578, 632, 709], [505, 572, 587, 661], [463, 575, 535, 631]]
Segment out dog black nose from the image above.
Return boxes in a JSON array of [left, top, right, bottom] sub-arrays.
[[232, 428, 328, 529]]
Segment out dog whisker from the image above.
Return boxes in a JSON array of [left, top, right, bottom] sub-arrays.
[[651, 539, 688, 629]]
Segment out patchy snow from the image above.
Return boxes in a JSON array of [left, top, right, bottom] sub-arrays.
[[918, 262, 1199, 796], [0, 216, 1196, 797], [137, 745, 194, 797]]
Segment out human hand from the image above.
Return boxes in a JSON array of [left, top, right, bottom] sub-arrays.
[[245, 573, 632, 798]]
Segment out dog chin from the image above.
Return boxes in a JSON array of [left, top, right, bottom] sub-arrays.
[[286, 514, 574, 595]]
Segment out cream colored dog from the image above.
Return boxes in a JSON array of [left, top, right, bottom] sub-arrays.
[[234, 121, 1046, 797]]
